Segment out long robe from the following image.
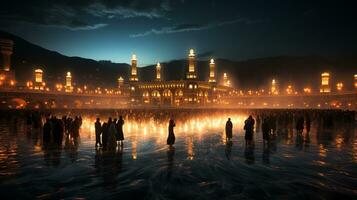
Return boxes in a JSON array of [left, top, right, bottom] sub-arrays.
[[167, 122, 175, 145], [107, 123, 117, 150], [116, 119, 124, 141], [225, 121, 233, 139]]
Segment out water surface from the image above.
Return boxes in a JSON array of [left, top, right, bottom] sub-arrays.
[[0, 111, 356, 199]]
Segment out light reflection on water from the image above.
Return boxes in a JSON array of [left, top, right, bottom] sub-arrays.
[[0, 111, 356, 199]]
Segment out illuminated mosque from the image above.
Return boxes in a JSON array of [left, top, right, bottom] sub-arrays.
[[122, 49, 232, 106]]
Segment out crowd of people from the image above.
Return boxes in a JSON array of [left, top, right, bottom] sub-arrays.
[[24, 112, 83, 147], [11, 108, 354, 151], [42, 115, 82, 147], [94, 116, 125, 150]]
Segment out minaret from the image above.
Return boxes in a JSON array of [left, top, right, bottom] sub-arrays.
[[130, 54, 138, 81], [0, 39, 13, 72], [208, 58, 216, 83], [118, 76, 124, 88], [271, 79, 279, 95], [156, 62, 161, 81], [223, 73, 230, 87], [186, 49, 197, 79], [65, 72, 73, 92], [320, 72, 330, 93], [34, 69, 44, 90]]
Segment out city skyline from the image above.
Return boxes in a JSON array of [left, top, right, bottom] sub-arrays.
[[1, 0, 357, 65]]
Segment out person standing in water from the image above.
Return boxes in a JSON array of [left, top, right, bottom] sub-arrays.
[[244, 115, 255, 146], [167, 119, 176, 147], [225, 118, 233, 141], [116, 116, 125, 146], [95, 118, 102, 147]]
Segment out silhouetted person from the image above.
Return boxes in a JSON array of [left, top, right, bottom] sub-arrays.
[[52, 117, 64, 146], [244, 115, 255, 145], [225, 118, 233, 141], [116, 116, 125, 146], [95, 118, 102, 147], [102, 122, 109, 150], [262, 118, 270, 145], [167, 119, 176, 146], [72, 117, 80, 140], [107, 118, 117, 150], [43, 118, 52, 145]]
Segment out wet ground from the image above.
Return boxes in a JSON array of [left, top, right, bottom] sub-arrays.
[[0, 110, 356, 199]]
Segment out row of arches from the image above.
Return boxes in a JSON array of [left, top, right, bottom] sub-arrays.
[[141, 89, 210, 105]]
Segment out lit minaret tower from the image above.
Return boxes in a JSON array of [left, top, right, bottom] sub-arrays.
[[186, 49, 197, 79], [65, 72, 73, 92], [208, 58, 216, 83], [223, 73, 231, 87], [156, 62, 161, 81], [118, 76, 124, 88], [129, 54, 138, 81]]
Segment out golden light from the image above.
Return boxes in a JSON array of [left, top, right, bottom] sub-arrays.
[[354, 74, 357, 89], [320, 72, 331, 93], [10, 80, 15, 86], [210, 58, 215, 64], [271, 79, 278, 95], [286, 85, 293, 95], [303, 87, 311, 94], [132, 54, 137, 60], [336, 82, 343, 91], [34, 68, 43, 83], [189, 49, 195, 57]]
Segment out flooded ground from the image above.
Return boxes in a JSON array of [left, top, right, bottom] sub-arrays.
[[0, 109, 356, 199]]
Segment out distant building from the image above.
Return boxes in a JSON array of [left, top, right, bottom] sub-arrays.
[[125, 49, 231, 106]]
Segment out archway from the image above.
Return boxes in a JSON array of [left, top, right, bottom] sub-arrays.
[[174, 89, 184, 106], [151, 90, 161, 105], [142, 91, 150, 104], [162, 89, 173, 105]]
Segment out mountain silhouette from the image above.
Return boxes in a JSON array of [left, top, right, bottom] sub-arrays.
[[1, 30, 356, 91]]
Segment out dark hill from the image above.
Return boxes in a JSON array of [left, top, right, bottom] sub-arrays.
[[1, 30, 356, 90]]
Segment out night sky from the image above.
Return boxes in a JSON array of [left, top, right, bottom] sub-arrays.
[[1, 0, 356, 65]]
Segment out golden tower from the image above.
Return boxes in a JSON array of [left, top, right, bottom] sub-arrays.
[[208, 58, 216, 83], [223, 73, 231, 87], [156, 62, 161, 81], [65, 72, 73, 92], [320, 72, 330, 93], [186, 49, 197, 79], [34, 69, 45, 90], [130, 54, 138, 81], [271, 79, 279, 95], [118, 76, 124, 88]]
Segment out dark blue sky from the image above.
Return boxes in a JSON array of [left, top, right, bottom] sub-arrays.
[[1, 0, 356, 65]]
